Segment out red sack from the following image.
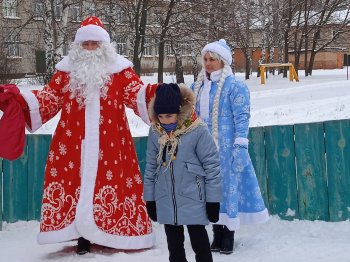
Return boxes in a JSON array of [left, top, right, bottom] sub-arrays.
[[0, 84, 26, 160]]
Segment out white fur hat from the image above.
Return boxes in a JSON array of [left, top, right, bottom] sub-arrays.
[[201, 39, 232, 65], [74, 16, 110, 43]]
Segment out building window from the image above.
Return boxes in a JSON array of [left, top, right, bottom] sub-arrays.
[[101, 13, 109, 24], [54, 0, 63, 20], [71, 5, 81, 22], [116, 37, 127, 56], [165, 43, 173, 56], [181, 42, 193, 56], [3, 0, 17, 18], [314, 31, 321, 40], [33, 0, 43, 19], [116, 11, 125, 24], [84, 2, 95, 16], [332, 30, 339, 39], [63, 42, 70, 56], [154, 42, 158, 56], [100, 5, 111, 24], [6, 34, 20, 57], [144, 38, 153, 56]]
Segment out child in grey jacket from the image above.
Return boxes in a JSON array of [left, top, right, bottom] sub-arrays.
[[143, 83, 222, 262]]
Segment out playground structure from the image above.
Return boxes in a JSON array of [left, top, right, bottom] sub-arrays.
[[259, 63, 299, 85]]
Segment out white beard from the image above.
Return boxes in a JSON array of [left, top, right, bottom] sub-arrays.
[[65, 42, 117, 107]]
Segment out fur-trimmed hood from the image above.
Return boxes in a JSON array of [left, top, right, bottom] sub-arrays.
[[148, 83, 195, 126]]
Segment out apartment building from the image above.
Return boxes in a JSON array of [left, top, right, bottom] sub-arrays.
[[1, 0, 349, 79], [0, 0, 198, 79]]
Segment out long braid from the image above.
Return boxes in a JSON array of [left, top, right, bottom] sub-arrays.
[[193, 68, 205, 98], [211, 64, 229, 146]]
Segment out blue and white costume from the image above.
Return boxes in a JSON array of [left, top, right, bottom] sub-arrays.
[[192, 39, 269, 230]]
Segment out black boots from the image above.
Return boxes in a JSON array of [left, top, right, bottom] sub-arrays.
[[220, 226, 235, 254], [76, 237, 91, 255], [165, 224, 213, 262], [210, 225, 223, 252], [210, 225, 235, 254]]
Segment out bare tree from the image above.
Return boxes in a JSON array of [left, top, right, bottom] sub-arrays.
[[256, 0, 282, 76], [269, 0, 281, 67], [5, 0, 85, 82], [165, 0, 211, 83], [291, 1, 307, 73], [148, 0, 211, 82], [2, 0, 350, 81], [124, 0, 152, 76], [101, 0, 161, 76], [305, 0, 350, 75], [41, 0, 68, 82], [228, 0, 260, 79], [273, 0, 350, 76]]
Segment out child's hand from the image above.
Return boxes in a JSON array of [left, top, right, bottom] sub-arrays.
[[206, 202, 220, 223], [146, 201, 157, 222]]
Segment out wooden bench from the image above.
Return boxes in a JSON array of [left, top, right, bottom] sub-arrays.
[[259, 63, 299, 85]]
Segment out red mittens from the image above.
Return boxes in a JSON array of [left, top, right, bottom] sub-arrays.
[[0, 84, 26, 160]]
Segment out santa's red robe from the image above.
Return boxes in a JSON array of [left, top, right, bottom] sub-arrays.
[[20, 54, 156, 249]]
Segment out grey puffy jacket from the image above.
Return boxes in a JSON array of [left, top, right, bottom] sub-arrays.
[[143, 85, 222, 225]]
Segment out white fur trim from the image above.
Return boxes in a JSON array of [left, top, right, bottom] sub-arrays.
[[239, 208, 269, 226], [37, 221, 80, 244], [54, 56, 69, 71], [20, 91, 42, 132], [75, 87, 100, 243], [209, 69, 223, 81], [216, 214, 240, 230], [201, 40, 232, 65], [55, 54, 133, 74], [216, 208, 270, 230], [200, 77, 211, 119], [74, 24, 110, 43], [73, 88, 154, 249], [136, 84, 151, 125], [234, 137, 249, 146]]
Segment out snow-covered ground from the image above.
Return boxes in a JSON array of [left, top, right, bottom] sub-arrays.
[[14, 68, 350, 136], [1, 217, 349, 262], [1, 68, 350, 261]]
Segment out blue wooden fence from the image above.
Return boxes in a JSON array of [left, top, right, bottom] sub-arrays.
[[1, 119, 350, 229]]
